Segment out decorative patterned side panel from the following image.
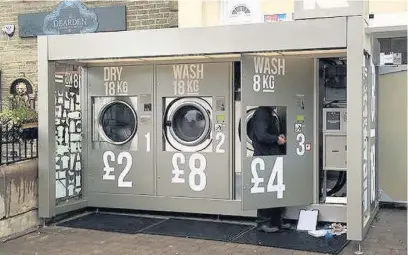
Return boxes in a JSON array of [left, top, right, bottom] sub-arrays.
[[54, 70, 82, 204], [362, 53, 370, 225], [369, 58, 378, 207]]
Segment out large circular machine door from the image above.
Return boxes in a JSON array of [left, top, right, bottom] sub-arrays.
[[165, 98, 212, 152], [238, 107, 287, 153], [98, 100, 138, 145], [238, 107, 257, 152]]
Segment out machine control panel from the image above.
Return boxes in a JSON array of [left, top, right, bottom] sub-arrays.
[[323, 108, 347, 133], [322, 107, 347, 171]]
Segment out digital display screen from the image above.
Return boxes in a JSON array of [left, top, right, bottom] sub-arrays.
[[216, 115, 225, 121]]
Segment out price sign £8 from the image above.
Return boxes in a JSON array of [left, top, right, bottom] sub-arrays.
[[250, 157, 286, 199], [171, 153, 207, 192]]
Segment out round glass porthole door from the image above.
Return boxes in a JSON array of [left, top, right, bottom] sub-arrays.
[[238, 108, 256, 151], [167, 99, 211, 148], [99, 100, 137, 145]]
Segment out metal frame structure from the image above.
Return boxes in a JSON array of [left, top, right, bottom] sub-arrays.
[[38, 12, 380, 242]]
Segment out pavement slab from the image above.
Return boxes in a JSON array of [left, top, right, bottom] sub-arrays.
[[0, 208, 406, 255]]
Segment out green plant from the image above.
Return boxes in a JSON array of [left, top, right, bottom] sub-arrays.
[[0, 106, 38, 127]]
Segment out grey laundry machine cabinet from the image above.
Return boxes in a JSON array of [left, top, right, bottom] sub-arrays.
[[240, 55, 315, 210], [156, 62, 232, 199], [87, 66, 154, 195]]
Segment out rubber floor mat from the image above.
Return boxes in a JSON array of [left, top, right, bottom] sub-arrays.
[[57, 213, 164, 234], [231, 229, 349, 254], [141, 218, 253, 242]]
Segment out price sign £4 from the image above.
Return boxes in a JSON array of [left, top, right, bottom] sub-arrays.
[[250, 157, 286, 199]]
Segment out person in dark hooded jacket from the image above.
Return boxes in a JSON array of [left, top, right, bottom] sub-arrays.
[[252, 106, 286, 156], [251, 106, 290, 233]]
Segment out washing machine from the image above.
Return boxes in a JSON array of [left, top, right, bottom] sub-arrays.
[[156, 62, 232, 200], [234, 101, 287, 174], [163, 96, 213, 153], [86, 65, 154, 196]]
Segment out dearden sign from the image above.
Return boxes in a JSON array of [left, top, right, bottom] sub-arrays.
[[18, 0, 126, 38]]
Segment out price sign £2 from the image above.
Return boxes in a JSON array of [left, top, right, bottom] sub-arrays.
[[102, 151, 133, 188]]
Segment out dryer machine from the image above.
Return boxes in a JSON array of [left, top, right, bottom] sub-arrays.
[[87, 65, 155, 197], [156, 62, 232, 200]]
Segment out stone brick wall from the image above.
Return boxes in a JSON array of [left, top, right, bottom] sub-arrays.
[[0, 0, 178, 107], [0, 159, 38, 239]]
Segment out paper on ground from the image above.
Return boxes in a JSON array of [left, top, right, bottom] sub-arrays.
[[297, 209, 319, 231]]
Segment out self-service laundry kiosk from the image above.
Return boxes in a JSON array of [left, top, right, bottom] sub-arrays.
[[38, 5, 381, 245]]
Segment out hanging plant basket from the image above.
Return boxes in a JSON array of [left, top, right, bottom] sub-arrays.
[[0, 103, 38, 140]]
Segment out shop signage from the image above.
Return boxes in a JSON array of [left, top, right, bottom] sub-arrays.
[[302, 0, 349, 10], [18, 0, 126, 38], [264, 14, 290, 23], [293, 0, 366, 20]]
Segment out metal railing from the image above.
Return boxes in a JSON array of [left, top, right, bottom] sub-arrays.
[[0, 122, 38, 165]]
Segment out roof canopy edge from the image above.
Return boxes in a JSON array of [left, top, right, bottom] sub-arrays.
[[46, 17, 347, 61]]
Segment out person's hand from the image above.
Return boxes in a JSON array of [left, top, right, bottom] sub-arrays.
[[278, 135, 286, 145]]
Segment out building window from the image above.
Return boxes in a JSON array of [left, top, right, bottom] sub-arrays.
[[220, 0, 261, 25], [231, 5, 251, 17]]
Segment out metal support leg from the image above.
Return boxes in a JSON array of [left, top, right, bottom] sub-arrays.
[[355, 242, 363, 255], [40, 218, 47, 228], [322, 170, 328, 203]]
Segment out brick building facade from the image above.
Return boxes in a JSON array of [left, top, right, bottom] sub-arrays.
[[0, 0, 178, 106]]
